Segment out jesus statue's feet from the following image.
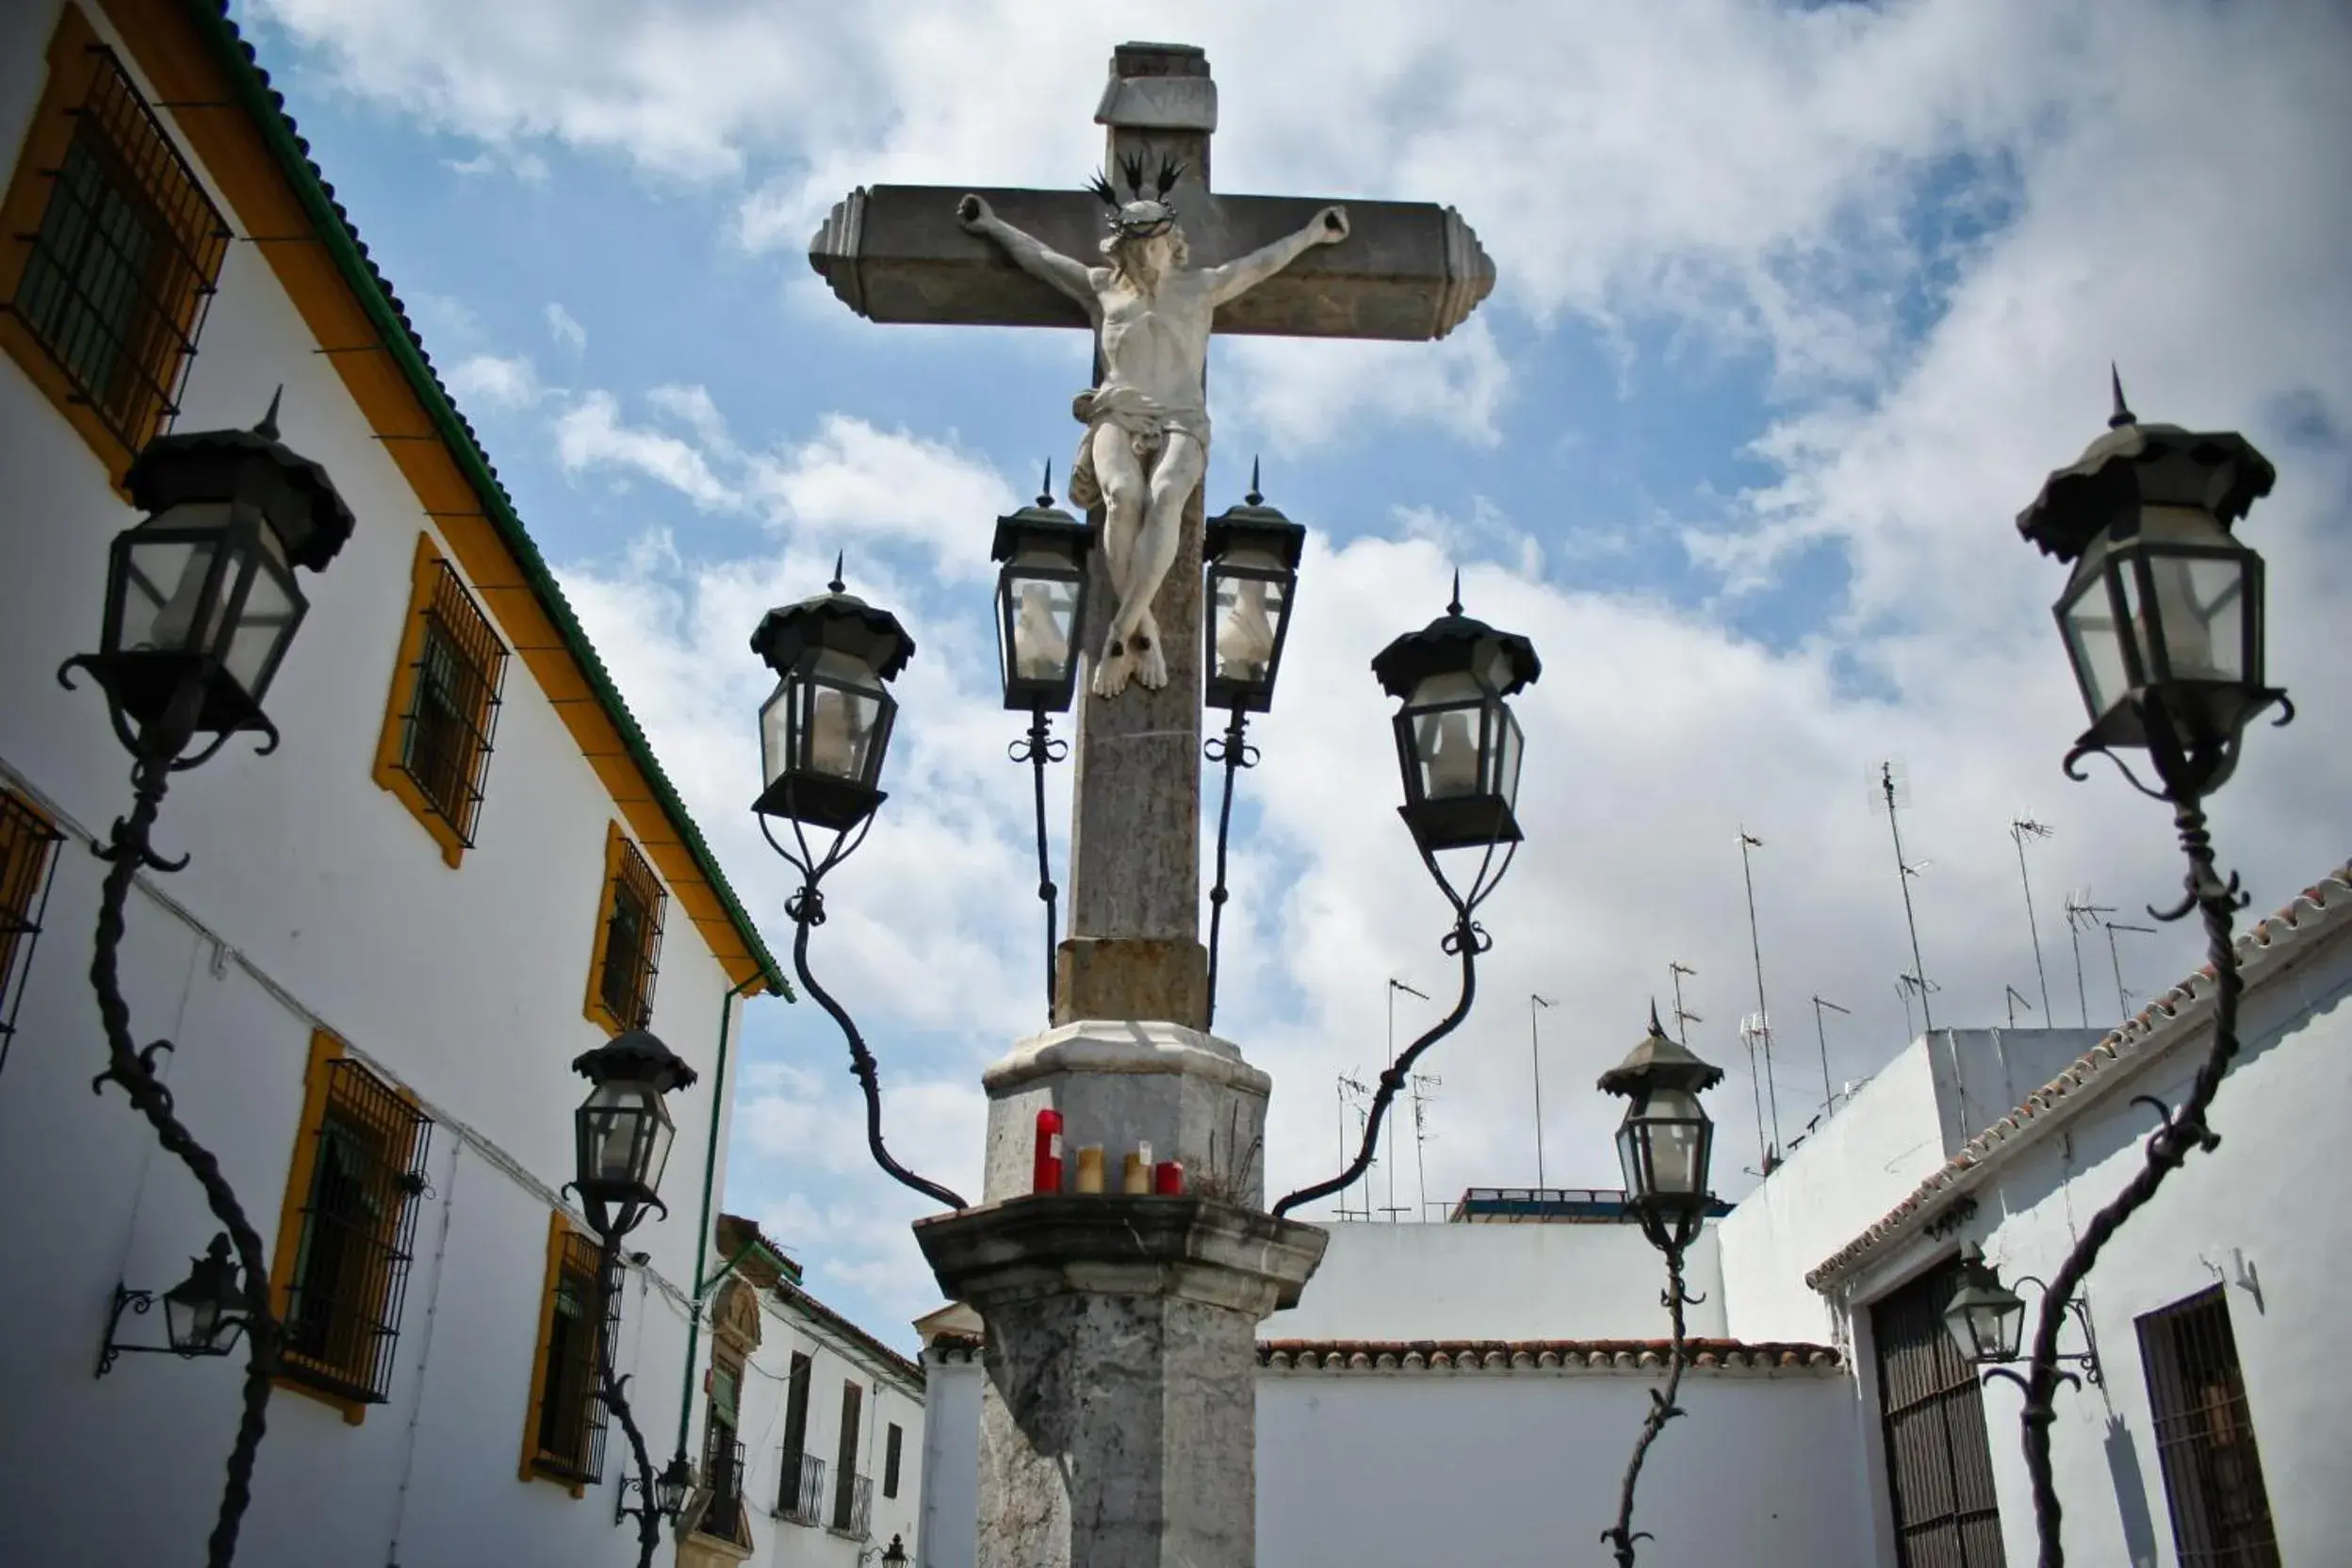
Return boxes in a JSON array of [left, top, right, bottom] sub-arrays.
[[1092, 641, 1133, 699], [1131, 630, 1168, 691]]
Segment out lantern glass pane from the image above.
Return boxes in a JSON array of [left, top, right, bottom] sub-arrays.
[[121, 537, 222, 657], [1615, 1117, 1642, 1197], [1489, 702, 1523, 807], [2144, 551, 2247, 687], [805, 650, 885, 783], [164, 1287, 218, 1352], [222, 552, 300, 699], [2059, 567, 2132, 721], [1641, 1087, 1708, 1196], [759, 681, 792, 790], [1407, 673, 1484, 800], [1211, 558, 1288, 693], [1008, 574, 1079, 684], [580, 1081, 655, 1188]]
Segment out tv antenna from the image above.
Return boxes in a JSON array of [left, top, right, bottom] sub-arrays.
[[2064, 890, 2116, 1027], [1894, 971, 1941, 1041], [1872, 760, 1936, 1034], [2004, 984, 2035, 1030], [1738, 829, 1783, 1165], [1810, 995, 1850, 1116], [1384, 979, 1429, 1223], [1528, 995, 1555, 1189], [2105, 922, 2157, 1021], [1667, 961, 1700, 1044], [2009, 817, 2056, 1021], [1740, 1013, 1781, 1171], [1409, 1071, 1443, 1221]]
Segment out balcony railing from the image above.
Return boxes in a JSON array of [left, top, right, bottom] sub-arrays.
[[694, 1436, 747, 1543], [776, 1449, 826, 1527], [831, 1471, 873, 1539]]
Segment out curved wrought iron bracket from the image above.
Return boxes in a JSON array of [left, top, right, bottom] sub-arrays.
[[1203, 706, 1260, 1029], [2061, 740, 2171, 803], [94, 1284, 247, 1378]]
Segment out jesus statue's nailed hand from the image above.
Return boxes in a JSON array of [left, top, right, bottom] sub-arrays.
[[1315, 204, 1350, 243], [957, 193, 994, 231]]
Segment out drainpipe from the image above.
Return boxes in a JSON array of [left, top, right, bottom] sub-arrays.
[[676, 974, 766, 1462]]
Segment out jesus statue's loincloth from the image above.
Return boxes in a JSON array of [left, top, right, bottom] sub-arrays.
[[1066, 384, 1211, 511]]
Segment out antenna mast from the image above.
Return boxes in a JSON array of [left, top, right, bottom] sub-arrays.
[[1810, 995, 1850, 1117], [1334, 1073, 1372, 1220], [1738, 829, 1782, 1163], [1528, 995, 1555, 1189], [1384, 979, 1429, 1224], [2009, 817, 2056, 1021], [1409, 1071, 1443, 1221], [2004, 984, 2034, 1030], [2064, 890, 2116, 1028], [1874, 760, 1935, 1034], [2105, 922, 2156, 1021]]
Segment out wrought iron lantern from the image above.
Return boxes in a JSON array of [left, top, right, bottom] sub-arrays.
[[1597, 1007, 1723, 1253], [750, 559, 917, 832], [68, 390, 353, 753], [1942, 1245, 2029, 1367], [570, 1028, 699, 1237], [2017, 371, 2283, 798], [1203, 463, 1306, 713], [655, 1453, 694, 1517], [1370, 575, 1542, 853], [96, 1233, 250, 1376], [992, 468, 1092, 713], [881, 1535, 910, 1566]]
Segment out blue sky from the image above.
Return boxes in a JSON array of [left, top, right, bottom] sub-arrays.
[[233, 0, 2351, 1347]]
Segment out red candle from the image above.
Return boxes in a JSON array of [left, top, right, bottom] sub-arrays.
[[1033, 1107, 1065, 1194], [1153, 1159, 1184, 1196]]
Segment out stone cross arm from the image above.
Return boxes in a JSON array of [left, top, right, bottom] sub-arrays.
[[809, 184, 1494, 342]]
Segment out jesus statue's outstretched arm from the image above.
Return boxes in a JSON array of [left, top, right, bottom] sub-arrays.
[[956, 195, 1102, 319], [1203, 205, 1351, 305]]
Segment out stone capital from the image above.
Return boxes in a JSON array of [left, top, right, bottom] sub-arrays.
[[916, 1195, 1326, 1318]]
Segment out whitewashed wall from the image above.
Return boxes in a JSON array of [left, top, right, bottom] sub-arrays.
[[0, 4, 764, 1563], [1263, 1217, 1728, 1340], [1838, 916, 2352, 1567], [727, 1285, 925, 1564], [917, 1355, 1871, 1568]]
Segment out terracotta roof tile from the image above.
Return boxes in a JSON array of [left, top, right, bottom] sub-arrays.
[[924, 1335, 1842, 1375]]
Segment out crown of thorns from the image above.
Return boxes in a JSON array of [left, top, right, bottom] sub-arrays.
[[1088, 155, 1186, 234]]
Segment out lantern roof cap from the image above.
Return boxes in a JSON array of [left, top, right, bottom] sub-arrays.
[[123, 388, 357, 571], [165, 1233, 242, 1308], [1205, 458, 1308, 568], [1371, 573, 1542, 697], [572, 1027, 700, 1093], [751, 554, 917, 681], [1597, 1004, 1725, 1096], [991, 462, 1093, 562], [1945, 1244, 2023, 1310], [2016, 369, 2276, 563]]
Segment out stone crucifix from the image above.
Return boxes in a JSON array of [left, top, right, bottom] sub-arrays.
[[810, 41, 1493, 1031]]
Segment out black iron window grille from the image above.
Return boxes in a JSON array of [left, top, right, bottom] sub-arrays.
[[777, 1449, 826, 1527], [832, 1380, 864, 1531], [279, 1056, 433, 1407], [2139, 1287, 2280, 1567], [0, 789, 64, 1074], [394, 560, 507, 846], [6, 45, 227, 457], [596, 835, 666, 1030], [695, 1424, 749, 1544], [883, 1421, 903, 1499], [1872, 1254, 2008, 1568], [531, 1229, 614, 1484]]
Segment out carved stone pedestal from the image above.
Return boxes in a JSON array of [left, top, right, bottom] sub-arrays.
[[915, 1197, 1326, 1568]]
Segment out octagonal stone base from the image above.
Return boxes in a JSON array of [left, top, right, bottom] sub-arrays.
[[981, 1021, 1269, 1207], [915, 1197, 1327, 1568]]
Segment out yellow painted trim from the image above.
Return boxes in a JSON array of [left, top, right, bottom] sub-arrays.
[[0, 5, 139, 489], [92, 0, 772, 994], [370, 531, 478, 869], [0, 785, 61, 989], [581, 820, 634, 1036], [267, 1029, 366, 1426], [518, 1209, 591, 1497]]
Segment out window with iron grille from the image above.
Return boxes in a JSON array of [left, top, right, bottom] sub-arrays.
[[694, 1388, 750, 1545], [1871, 1254, 2008, 1567], [776, 1352, 819, 1523], [589, 827, 666, 1032], [0, 788, 64, 1075], [277, 1055, 433, 1408], [832, 1381, 866, 1533], [884, 1422, 903, 1499], [0, 24, 228, 465], [2139, 1287, 2279, 1567], [528, 1228, 613, 1485], [393, 559, 506, 847]]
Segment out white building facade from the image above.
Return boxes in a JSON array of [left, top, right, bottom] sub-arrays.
[[0, 5, 912, 1566], [916, 862, 2352, 1566]]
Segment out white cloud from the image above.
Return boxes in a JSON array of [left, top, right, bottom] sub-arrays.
[[442, 351, 541, 411], [544, 301, 587, 354], [745, 416, 1015, 576], [553, 389, 740, 510], [1222, 317, 1510, 454]]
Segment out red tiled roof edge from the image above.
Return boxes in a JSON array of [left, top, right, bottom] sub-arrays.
[[1805, 858, 2352, 1293], [925, 1334, 1841, 1373]]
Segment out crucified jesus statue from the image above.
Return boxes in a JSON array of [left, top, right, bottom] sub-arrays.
[[959, 164, 1348, 698]]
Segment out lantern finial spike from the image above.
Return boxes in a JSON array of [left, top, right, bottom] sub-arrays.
[[1039, 459, 1054, 507], [1447, 568, 1462, 617], [829, 550, 846, 595], [1649, 999, 1666, 1037], [255, 385, 284, 441], [2108, 364, 2135, 429], [1247, 455, 1263, 506]]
